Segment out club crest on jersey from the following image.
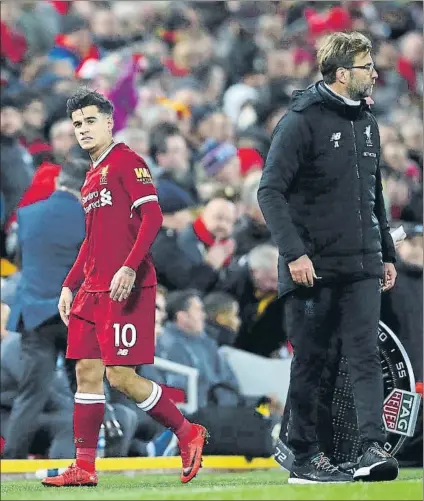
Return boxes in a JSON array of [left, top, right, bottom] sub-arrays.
[[134, 166, 152, 184], [99, 165, 109, 185], [364, 125, 373, 147]]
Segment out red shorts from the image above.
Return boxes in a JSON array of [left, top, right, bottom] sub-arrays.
[[66, 286, 156, 366]]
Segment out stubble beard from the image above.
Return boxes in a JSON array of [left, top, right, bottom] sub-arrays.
[[347, 81, 373, 101]]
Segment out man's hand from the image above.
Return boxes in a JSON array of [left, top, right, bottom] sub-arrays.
[[110, 266, 136, 301], [204, 239, 235, 270], [382, 262, 397, 292], [58, 287, 73, 326], [288, 254, 318, 287]]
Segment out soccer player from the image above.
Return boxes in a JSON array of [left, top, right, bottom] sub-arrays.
[[42, 89, 208, 487]]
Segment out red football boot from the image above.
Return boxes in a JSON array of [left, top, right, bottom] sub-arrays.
[[178, 423, 209, 484], [42, 463, 98, 487]]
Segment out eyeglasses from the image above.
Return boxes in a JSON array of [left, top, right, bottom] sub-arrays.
[[345, 63, 375, 73]]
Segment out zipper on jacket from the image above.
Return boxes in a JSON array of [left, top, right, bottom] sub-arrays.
[[351, 121, 364, 270]]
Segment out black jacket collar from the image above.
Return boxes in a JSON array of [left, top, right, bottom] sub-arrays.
[[290, 81, 370, 120]]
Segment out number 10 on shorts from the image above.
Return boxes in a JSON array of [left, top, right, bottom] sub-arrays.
[[113, 323, 137, 348]]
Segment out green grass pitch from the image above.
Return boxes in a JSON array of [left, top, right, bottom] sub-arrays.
[[1, 469, 422, 500]]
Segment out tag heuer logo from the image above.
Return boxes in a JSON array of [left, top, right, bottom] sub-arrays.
[[383, 389, 421, 437]]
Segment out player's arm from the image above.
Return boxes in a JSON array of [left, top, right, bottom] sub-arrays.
[[122, 158, 163, 269], [110, 158, 163, 301], [123, 200, 163, 271]]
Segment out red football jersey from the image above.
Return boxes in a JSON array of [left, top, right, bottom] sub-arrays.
[[80, 142, 158, 292]]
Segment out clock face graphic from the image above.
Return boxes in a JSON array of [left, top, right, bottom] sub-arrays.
[[332, 322, 416, 463], [277, 321, 419, 468]]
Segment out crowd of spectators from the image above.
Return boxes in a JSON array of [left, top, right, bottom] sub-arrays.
[[0, 0, 422, 459]]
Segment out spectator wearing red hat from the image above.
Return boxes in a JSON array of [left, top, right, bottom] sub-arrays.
[[238, 147, 264, 177]]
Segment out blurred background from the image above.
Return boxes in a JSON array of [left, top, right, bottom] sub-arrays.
[[0, 0, 422, 464]]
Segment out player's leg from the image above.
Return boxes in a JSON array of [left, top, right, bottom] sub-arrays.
[[284, 286, 352, 484], [105, 366, 208, 482], [43, 357, 105, 486], [338, 279, 398, 481], [100, 287, 208, 483], [73, 358, 105, 472], [43, 291, 105, 487]]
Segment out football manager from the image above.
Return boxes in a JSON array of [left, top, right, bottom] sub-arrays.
[[258, 31, 398, 484]]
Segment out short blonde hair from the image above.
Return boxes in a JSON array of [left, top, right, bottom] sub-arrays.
[[317, 32, 372, 84]]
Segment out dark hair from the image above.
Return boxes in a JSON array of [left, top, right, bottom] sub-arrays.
[[149, 122, 182, 163], [203, 292, 237, 321], [317, 32, 373, 84], [19, 90, 44, 109], [166, 289, 200, 321], [0, 95, 20, 111], [57, 158, 90, 192], [66, 88, 114, 119]]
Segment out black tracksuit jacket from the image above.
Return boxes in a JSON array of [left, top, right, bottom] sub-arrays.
[[258, 81, 396, 296]]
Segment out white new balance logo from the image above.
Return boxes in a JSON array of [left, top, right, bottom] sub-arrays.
[[100, 188, 112, 206], [117, 348, 128, 356], [330, 132, 341, 148]]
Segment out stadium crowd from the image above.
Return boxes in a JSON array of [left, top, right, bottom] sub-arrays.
[[0, 0, 422, 461]]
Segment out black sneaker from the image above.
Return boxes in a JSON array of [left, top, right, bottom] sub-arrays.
[[353, 442, 399, 482], [338, 461, 359, 476], [288, 453, 353, 484]]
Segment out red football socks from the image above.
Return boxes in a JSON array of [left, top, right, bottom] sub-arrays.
[[74, 393, 105, 473], [137, 381, 191, 439]]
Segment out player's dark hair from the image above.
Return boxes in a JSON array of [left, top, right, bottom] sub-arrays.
[[149, 122, 182, 163], [57, 158, 90, 192], [166, 289, 201, 321], [66, 87, 114, 119], [203, 292, 237, 321]]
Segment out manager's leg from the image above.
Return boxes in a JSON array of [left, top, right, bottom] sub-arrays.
[[316, 335, 342, 458], [339, 278, 398, 481], [284, 286, 336, 460], [338, 279, 385, 447]]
